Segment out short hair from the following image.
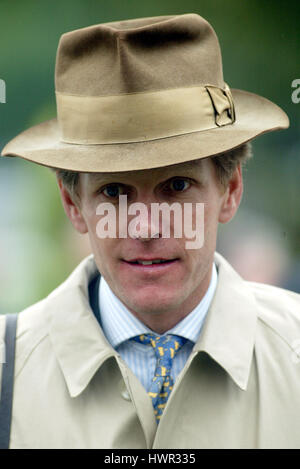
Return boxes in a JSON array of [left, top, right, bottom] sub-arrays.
[[52, 142, 252, 201], [211, 141, 252, 188]]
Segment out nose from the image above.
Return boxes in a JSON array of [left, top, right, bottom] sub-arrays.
[[128, 201, 161, 242]]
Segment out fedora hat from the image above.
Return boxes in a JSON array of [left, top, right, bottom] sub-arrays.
[[1, 13, 289, 172]]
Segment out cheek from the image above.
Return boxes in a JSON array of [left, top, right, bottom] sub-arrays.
[[88, 236, 121, 285], [85, 211, 113, 254], [81, 209, 117, 269], [204, 203, 219, 228], [202, 197, 222, 246]]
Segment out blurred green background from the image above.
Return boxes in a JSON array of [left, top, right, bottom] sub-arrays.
[[0, 0, 299, 313]]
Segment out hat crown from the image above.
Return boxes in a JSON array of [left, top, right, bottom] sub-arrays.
[[55, 13, 224, 96], [2, 12, 289, 173]]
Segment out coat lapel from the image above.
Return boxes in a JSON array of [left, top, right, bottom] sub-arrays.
[[194, 252, 258, 390], [48, 256, 117, 397]]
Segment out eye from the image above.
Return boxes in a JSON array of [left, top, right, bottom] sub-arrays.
[[102, 183, 125, 198], [169, 178, 191, 192]]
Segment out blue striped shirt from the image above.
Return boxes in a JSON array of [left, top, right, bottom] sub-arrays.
[[99, 264, 218, 392]]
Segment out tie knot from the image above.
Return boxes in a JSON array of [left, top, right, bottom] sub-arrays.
[[132, 333, 187, 364]]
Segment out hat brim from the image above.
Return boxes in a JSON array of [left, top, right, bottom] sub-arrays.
[[1, 89, 289, 172]]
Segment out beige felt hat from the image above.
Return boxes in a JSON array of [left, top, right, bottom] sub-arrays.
[[1, 13, 289, 172]]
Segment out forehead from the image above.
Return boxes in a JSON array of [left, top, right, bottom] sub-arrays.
[[84, 159, 205, 186]]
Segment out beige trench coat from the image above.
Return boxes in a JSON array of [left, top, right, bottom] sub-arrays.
[[1, 253, 300, 449]]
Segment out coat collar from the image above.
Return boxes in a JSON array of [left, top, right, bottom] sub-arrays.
[[194, 252, 257, 390], [47, 253, 257, 397], [47, 255, 117, 397]]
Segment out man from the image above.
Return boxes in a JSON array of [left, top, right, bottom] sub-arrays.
[[0, 13, 299, 449]]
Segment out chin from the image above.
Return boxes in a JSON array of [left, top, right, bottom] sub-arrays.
[[122, 288, 183, 316]]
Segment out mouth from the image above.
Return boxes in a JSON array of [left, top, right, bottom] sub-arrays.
[[125, 258, 178, 266], [120, 256, 181, 277], [121, 257, 180, 273]]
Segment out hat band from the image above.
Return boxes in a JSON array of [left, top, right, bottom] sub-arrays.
[[55, 84, 235, 145]]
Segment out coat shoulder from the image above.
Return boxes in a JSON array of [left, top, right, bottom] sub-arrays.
[[248, 281, 300, 348], [0, 299, 51, 385]]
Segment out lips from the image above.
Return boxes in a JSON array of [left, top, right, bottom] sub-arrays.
[[122, 256, 180, 272], [120, 256, 181, 277], [125, 258, 176, 265]]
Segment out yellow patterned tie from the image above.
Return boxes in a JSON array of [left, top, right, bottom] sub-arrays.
[[132, 333, 187, 423]]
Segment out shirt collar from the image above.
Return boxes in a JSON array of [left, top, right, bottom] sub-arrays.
[[171, 263, 218, 342]]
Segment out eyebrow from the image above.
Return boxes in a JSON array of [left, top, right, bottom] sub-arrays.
[[88, 173, 127, 185], [87, 160, 203, 185]]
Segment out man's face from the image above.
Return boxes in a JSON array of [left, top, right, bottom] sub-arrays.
[[59, 158, 242, 332]]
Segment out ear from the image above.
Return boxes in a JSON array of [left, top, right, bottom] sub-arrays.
[[218, 165, 243, 224], [57, 177, 88, 234]]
